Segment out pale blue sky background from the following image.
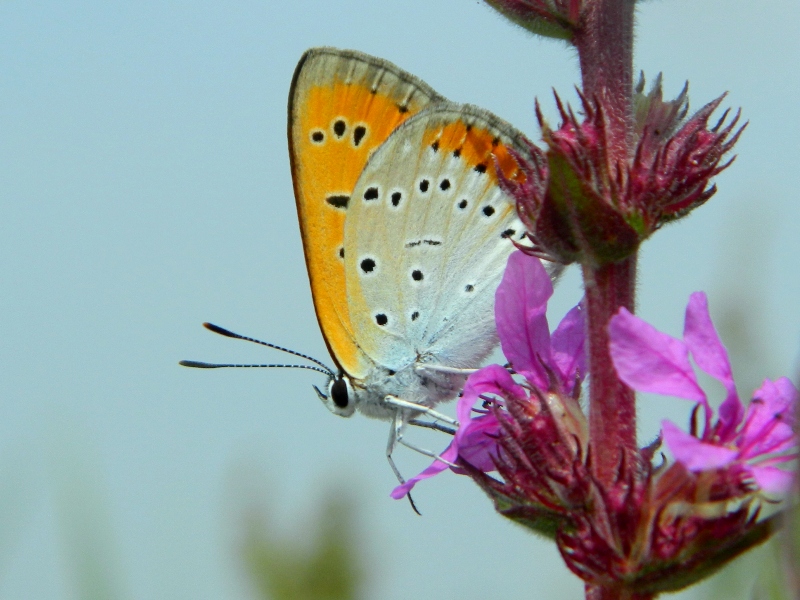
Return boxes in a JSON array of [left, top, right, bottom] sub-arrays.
[[1, 1, 798, 598]]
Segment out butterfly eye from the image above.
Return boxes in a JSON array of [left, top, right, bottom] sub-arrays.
[[330, 377, 349, 409]]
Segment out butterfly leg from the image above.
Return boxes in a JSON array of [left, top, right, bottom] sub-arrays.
[[383, 395, 458, 426], [395, 431, 458, 468], [407, 418, 456, 435], [386, 414, 422, 515], [385, 413, 406, 485]]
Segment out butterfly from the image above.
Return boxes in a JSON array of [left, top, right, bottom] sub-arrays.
[[184, 47, 543, 488]]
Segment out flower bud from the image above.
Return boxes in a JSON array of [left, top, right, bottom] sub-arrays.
[[483, 0, 582, 41], [503, 78, 744, 266]]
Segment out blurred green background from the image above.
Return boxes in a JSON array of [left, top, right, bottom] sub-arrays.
[[1, 0, 798, 598]]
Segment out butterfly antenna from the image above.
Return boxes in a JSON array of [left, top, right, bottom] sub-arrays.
[[179, 360, 332, 376], [196, 322, 334, 376]]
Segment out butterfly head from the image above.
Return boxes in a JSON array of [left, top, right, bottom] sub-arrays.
[[314, 372, 357, 418]]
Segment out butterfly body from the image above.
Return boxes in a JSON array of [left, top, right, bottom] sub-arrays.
[[347, 363, 464, 421], [289, 48, 536, 423]]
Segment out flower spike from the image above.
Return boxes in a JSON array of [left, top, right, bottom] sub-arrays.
[[501, 79, 745, 266]]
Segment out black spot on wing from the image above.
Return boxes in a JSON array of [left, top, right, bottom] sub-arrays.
[[419, 179, 430, 193], [326, 195, 349, 209], [360, 258, 376, 273], [474, 163, 488, 174], [333, 120, 346, 138], [439, 179, 451, 191], [483, 206, 495, 217], [363, 187, 379, 201], [375, 313, 388, 326], [391, 191, 402, 207], [353, 126, 367, 147]]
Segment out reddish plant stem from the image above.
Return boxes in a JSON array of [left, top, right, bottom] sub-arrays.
[[572, 0, 637, 504], [582, 256, 638, 483], [581, 257, 638, 600], [573, 0, 635, 164], [575, 2, 640, 598]]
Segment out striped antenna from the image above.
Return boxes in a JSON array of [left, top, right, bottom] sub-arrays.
[[180, 322, 334, 377]]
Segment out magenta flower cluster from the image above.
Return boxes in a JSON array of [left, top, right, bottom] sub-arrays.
[[610, 293, 798, 496], [394, 250, 797, 591]]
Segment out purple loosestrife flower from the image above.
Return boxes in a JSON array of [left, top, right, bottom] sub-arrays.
[[393, 256, 789, 591], [391, 251, 587, 508], [609, 292, 798, 496], [498, 78, 744, 266]]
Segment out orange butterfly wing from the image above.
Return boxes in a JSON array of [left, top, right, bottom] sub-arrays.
[[288, 48, 443, 378]]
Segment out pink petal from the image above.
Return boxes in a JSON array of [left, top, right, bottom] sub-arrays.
[[458, 364, 525, 423], [683, 292, 742, 429], [749, 465, 795, 494], [551, 303, 586, 394], [495, 251, 553, 387], [455, 413, 502, 472], [390, 443, 458, 499], [609, 308, 706, 403], [661, 420, 738, 471], [741, 378, 798, 457]]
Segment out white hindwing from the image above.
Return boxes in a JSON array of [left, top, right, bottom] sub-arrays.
[[343, 104, 532, 412]]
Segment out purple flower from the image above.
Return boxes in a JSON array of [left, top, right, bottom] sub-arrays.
[[502, 80, 743, 267], [391, 251, 586, 499], [609, 292, 798, 494]]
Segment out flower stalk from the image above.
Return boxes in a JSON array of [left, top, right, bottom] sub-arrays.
[[574, 0, 635, 164], [583, 256, 637, 487], [575, 0, 640, 549]]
